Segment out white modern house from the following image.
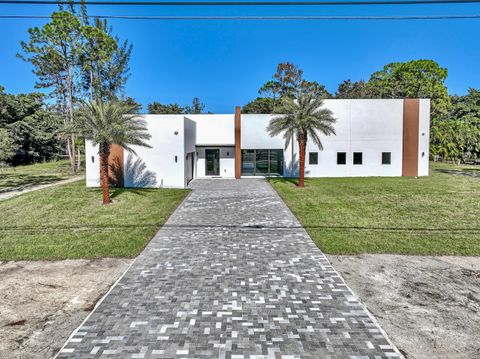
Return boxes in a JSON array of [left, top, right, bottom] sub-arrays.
[[85, 99, 430, 189]]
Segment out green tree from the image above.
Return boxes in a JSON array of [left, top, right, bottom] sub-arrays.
[[335, 80, 370, 99], [78, 100, 151, 204], [259, 80, 281, 111], [80, 23, 117, 101], [148, 102, 185, 114], [273, 62, 304, 98], [431, 88, 480, 161], [366, 59, 450, 118], [121, 97, 143, 114], [242, 97, 275, 114], [267, 93, 336, 187], [83, 18, 132, 101], [0, 128, 15, 164], [185, 97, 205, 114], [0, 87, 62, 165], [19, 11, 83, 171], [299, 80, 332, 99]]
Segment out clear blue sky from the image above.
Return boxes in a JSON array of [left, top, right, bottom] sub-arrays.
[[1, 2, 480, 112]]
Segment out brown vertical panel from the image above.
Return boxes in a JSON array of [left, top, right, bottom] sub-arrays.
[[402, 99, 420, 177], [108, 144, 124, 187], [235, 106, 241, 179]]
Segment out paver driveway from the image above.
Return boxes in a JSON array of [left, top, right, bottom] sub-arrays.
[[57, 179, 401, 359]]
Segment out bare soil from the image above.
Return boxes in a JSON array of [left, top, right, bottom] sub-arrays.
[[0, 258, 131, 359], [328, 254, 480, 359], [1, 255, 478, 359]]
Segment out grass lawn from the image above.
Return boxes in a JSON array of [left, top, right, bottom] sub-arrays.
[[0, 160, 81, 191], [0, 181, 188, 260], [269, 162, 480, 256]]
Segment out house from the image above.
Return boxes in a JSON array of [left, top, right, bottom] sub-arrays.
[[85, 99, 430, 189]]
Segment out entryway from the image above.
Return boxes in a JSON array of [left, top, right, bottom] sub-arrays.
[[205, 148, 220, 176]]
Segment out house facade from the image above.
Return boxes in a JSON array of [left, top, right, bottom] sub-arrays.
[[85, 99, 430, 189]]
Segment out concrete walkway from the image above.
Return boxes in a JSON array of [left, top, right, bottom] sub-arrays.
[[57, 179, 401, 359], [0, 176, 84, 201]]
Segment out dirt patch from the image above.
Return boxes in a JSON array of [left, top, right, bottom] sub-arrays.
[[0, 258, 131, 359], [328, 254, 480, 359]]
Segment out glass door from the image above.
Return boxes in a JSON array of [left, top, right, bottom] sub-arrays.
[[205, 149, 220, 176], [241, 149, 283, 176]]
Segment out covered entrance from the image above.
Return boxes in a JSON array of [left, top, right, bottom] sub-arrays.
[[205, 148, 220, 176], [241, 149, 283, 176]]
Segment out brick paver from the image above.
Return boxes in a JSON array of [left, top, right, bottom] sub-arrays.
[[57, 179, 401, 359]]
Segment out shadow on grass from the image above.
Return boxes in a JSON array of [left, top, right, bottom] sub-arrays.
[[110, 187, 149, 199], [1, 223, 479, 232], [268, 177, 299, 187], [0, 174, 64, 191], [434, 169, 480, 179]]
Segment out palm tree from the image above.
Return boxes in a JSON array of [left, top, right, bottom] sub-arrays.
[[79, 100, 151, 204], [267, 93, 336, 187]]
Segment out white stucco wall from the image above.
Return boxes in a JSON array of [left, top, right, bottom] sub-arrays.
[[188, 114, 235, 145], [85, 140, 100, 186], [184, 117, 197, 186], [196, 146, 235, 178], [417, 99, 431, 176], [125, 115, 186, 188], [305, 99, 404, 177], [241, 100, 405, 177], [84, 99, 431, 188]]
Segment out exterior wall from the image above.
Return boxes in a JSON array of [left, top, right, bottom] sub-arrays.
[[305, 99, 404, 177], [184, 118, 197, 186], [124, 115, 186, 188], [241, 99, 405, 178], [187, 114, 235, 146], [418, 99, 431, 176], [196, 146, 235, 178], [85, 140, 100, 187], [84, 99, 431, 189]]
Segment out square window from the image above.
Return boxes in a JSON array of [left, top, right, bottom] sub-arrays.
[[309, 152, 318, 165], [337, 152, 346, 165], [353, 152, 363, 165], [382, 152, 391, 165]]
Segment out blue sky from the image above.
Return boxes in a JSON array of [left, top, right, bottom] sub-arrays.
[[1, 2, 480, 112]]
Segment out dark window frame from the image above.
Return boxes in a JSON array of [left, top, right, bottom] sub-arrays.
[[309, 152, 318, 165], [353, 152, 363, 165], [382, 152, 391, 165], [337, 152, 346, 165]]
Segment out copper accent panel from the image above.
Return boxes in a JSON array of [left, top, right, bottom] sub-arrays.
[[108, 144, 124, 187], [403, 99, 419, 177], [235, 106, 241, 179]]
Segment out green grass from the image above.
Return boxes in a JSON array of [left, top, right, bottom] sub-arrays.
[[0, 160, 81, 191], [0, 181, 189, 260], [269, 162, 480, 256]]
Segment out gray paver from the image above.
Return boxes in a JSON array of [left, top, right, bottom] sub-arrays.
[[57, 179, 401, 359]]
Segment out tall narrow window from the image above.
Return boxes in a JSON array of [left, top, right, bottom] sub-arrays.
[[382, 152, 391, 165], [337, 152, 346, 165], [309, 152, 318, 165], [353, 152, 363, 165]]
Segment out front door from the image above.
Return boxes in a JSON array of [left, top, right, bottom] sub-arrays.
[[205, 149, 220, 176]]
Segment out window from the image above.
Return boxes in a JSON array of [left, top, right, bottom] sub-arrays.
[[382, 152, 391, 165], [241, 149, 284, 176], [337, 152, 346, 165], [353, 152, 363, 165], [309, 152, 318, 165]]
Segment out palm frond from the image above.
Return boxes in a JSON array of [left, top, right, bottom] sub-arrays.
[[266, 92, 337, 152], [79, 99, 152, 154]]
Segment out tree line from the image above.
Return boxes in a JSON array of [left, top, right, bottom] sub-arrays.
[[1, 3, 133, 168], [243, 60, 480, 162], [1, 7, 478, 167]]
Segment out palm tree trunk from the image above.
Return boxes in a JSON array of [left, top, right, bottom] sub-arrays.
[[298, 135, 306, 188], [99, 144, 111, 205]]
